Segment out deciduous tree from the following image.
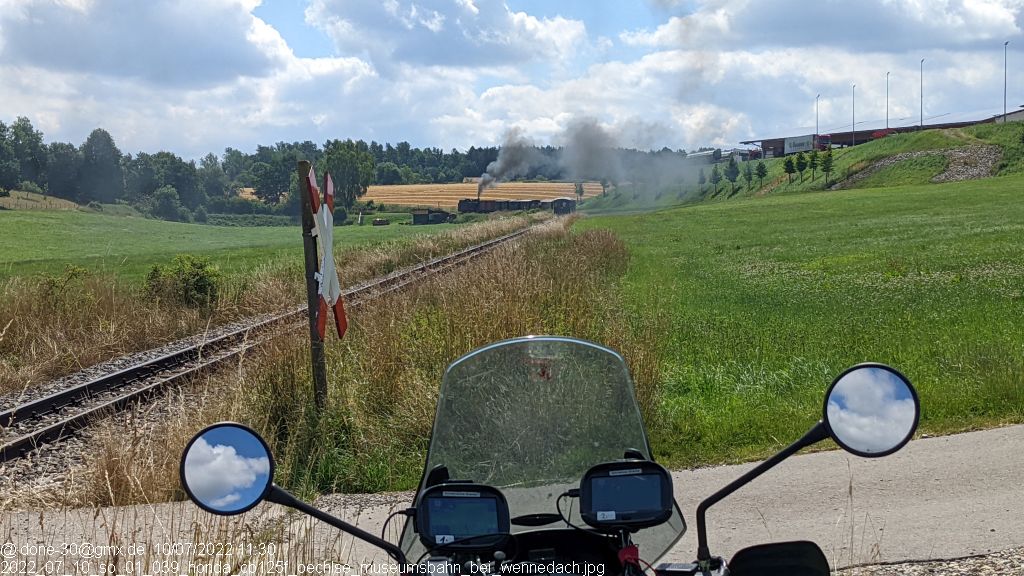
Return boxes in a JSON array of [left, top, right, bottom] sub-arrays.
[[152, 151, 201, 209], [0, 121, 18, 189], [10, 117, 47, 187], [250, 161, 289, 204], [46, 142, 81, 200], [79, 128, 124, 203], [375, 161, 402, 185], [198, 153, 230, 199], [321, 139, 375, 208], [149, 185, 187, 221]]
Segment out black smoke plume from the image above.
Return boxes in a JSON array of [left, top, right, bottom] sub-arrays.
[[478, 128, 540, 199], [558, 117, 621, 185]]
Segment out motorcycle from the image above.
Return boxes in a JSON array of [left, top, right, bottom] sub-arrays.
[[179, 336, 920, 575]]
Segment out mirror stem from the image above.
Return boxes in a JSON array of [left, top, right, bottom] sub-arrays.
[[266, 486, 410, 566], [695, 421, 829, 562]]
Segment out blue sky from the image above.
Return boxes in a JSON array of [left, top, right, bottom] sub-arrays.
[[1, 1, 1022, 160]]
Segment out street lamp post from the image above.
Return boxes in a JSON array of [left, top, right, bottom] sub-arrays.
[[886, 71, 890, 130], [852, 84, 856, 147], [816, 93, 820, 141], [920, 58, 925, 130], [1005, 41, 1010, 123]]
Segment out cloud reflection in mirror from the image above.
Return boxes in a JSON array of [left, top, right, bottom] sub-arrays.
[[184, 426, 271, 512], [827, 367, 916, 454]]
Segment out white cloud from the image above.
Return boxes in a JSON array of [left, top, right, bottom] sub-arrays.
[[184, 436, 270, 510], [305, 0, 587, 73], [620, 8, 730, 48], [0, 0, 284, 88], [827, 368, 916, 454], [1, 1, 1022, 159], [621, 0, 1023, 51]]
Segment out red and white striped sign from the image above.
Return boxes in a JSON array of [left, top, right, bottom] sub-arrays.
[[306, 166, 348, 339]]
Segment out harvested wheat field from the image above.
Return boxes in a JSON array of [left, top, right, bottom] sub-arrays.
[[364, 181, 603, 209], [0, 190, 80, 211]]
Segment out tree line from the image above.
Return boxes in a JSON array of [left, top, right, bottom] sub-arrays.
[[1, 116, 734, 222], [0, 117, 505, 222]]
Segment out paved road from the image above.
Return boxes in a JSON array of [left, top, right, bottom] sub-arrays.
[[4, 425, 1021, 569], [312, 424, 1024, 566], [661, 424, 1023, 565]]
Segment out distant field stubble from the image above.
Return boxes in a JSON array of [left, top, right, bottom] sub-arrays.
[[363, 181, 603, 208]]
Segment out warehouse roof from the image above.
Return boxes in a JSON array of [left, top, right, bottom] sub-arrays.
[[739, 106, 1015, 147]]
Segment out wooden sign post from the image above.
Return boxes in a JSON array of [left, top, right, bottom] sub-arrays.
[[298, 160, 328, 410]]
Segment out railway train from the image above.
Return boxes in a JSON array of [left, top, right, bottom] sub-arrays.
[[457, 197, 576, 215]]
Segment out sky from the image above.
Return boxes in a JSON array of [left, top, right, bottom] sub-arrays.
[[1, 0, 1022, 160]]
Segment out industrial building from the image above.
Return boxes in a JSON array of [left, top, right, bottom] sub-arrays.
[[741, 106, 1024, 158]]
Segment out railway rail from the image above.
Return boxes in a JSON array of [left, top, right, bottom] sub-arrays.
[[0, 227, 530, 463]]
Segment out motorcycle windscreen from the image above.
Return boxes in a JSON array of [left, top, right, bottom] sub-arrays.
[[399, 336, 685, 559]]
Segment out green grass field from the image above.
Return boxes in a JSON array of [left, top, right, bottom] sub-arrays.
[[0, 210, 460, 279], [578, 174, 1024, 467]]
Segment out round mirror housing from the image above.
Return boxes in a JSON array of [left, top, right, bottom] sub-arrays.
[[180, 422, 274, 515], [823, 363, 920, 458]]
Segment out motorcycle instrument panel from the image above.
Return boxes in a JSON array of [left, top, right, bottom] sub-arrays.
[[580, 460, 673, 531], [416, 484, 510, 550]]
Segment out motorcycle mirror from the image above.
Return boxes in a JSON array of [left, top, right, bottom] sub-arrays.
[[180, 422, 274, 515], [823, 364, 920, 458]]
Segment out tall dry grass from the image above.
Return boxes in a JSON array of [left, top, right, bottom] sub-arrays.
[[57, 218, 665, 510], [0, 499, 399, 574], [0, 217, 536, 397]]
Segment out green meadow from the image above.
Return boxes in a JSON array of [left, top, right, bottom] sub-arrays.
[[579, 174, 1024, 467], [0, 210, 457, 280]]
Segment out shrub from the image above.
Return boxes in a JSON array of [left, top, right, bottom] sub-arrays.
[[86, 201, 103, 211], [0, 188, 9, 198], [206, 213, 293, 227], [194, 205, 208, 223], [42, 264, 90, 298], [17, 180, 43, 195], [145, 255, 220, 308], [333, 206, 347, 223], [147, 185, 187, 221], [206, 195, 273, 215]]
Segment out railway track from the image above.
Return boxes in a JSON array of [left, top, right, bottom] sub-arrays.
[[0, 228, 530, 463]]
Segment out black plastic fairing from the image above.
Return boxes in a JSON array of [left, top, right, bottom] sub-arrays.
[[728, 541, 829, 576]]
